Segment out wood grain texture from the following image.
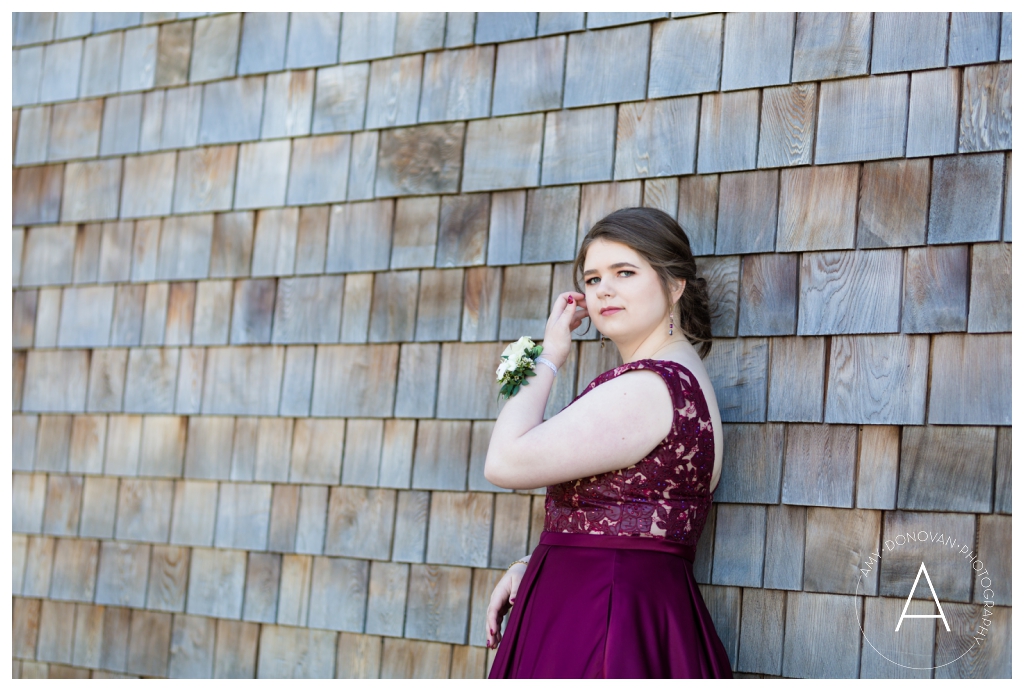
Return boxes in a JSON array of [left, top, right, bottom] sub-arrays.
[[307, 556, 369, 632], [1003, 152, 1011, 241], [697, 90, 760, 174], [23, 349, 91, 413], [215, 483, 272, 550], [859, 596, 935, 678], [335, 632, 383, 678], [564, 24, 649, 108], [276, 553, 313, 625], [758, 83, 816, 168], [79, 477, 118, 539], [737, 254, 797, 336], [394, 343, 440, 419], [798, 250, 902, 334], [492, 35, 564, 116], [489, 493, 531, 568], [767, 337, 825, 423], [186, 547, 246, 619], [13, 472, 46, 532], [310, 344, 399, 418], [37, 599, 77, 663], [35, 414, 72, 472], [324, 487, 395, 560], [857, 159, 930, 248], [391, 490, 429, 562], [736, 588, 785, 675], [928, 333, 1011, 424], [486, 190, 526, 266], [168, 614, 215, 678], [499, 264, 552, 340], [825, 335, 929, 424], [411, 420, 471, 490], [462, 114, 543, 192], [392, 196, 439, 269], [898, 426, 995, 512], [995, 428, 1011, 514], [642, 177, 679, 219], [419, 46, 494, 122], [436, 194, 489, 268], [541, 106, 617, 185], [242, 551, 281, 624], [648, 14, 722, 97], [146, 545, 190, 612], [310, 63, 368, 135], [792, 12, 870, 81], [256, 625, 337, 679], [213, 619, 259, 678], [375, 418, 413, 486], [969, 242, 1012, 333], [138, 413, 188, 477], [13, 164, 63, 226], [286, 134, 350, 206], [340, 418, 384, 486], [614, 96, 698, 179], [855, 426, 900, 510], [711, 503, 766, 587], [380, 637, 451, 679], [50, 537, 98, 601], [22, 534, 56, 598], [781, 591, 862, 678], [906, 69, 960, 157], [425, 491, 493, 567], [436, 343, 502, 419], [695, 255, 740, 337], [290, 418, 344, 484], [879, 510, 975, 603], [777, 164, 857, 251], [677, 174, 719, 256], [803, 507, 881, 595], [902, 245, 969, 333], [95, 541, 150, 607], [404, 563, 472, 644], [42, 475, 83, 537], [340, 273, 373, 343], [364, 561, 409, 637], [815, 74, 909, 164], [871, 12, 948, 73], [395, 12, 446, 54], [169, 480, 218, 546], [703, 337, 768, 422], [125, 610, 172, 677], [183, 416, 234, 480], [721, 12, 795, 90], [368, 270, 419, 343], [366, 55, 422, 130], [376, 123, 464, 196], [116, 479, 174, 542], [326, 200, 394, 274], [781, 424, 857, 507], [715, 170, 778, 255]]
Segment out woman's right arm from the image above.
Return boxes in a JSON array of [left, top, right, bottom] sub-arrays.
[[484, 553, 531, 649]]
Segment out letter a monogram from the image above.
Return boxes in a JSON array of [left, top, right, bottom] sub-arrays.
[[895, 562, 951, 632]]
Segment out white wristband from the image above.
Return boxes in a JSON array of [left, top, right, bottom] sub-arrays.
[[535, 356, 558, 375]]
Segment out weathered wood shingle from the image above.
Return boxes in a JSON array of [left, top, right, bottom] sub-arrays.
[[564, 24, 649, 107], [825, 335, 929, 425], [614, 97, 698, 179], [781, 424, 857, 507], [928, 153, 1005, 243], [697, 90, 760, 174], [541, 106, 616, 185], [857, 159, 930, 248], [871, 12, 949, 73], [906, 69, 960, 158], [492, 36, 564, 116], [798, 249, 903, 334], [721, 12, 795, 91], [648, 14, 722, 97], [928, 333, 1011, 425], [902, 245, 969, 333], [815, 75, 909, 164]]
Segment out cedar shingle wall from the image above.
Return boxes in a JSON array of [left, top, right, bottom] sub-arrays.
[[11, 11, 1011, 679]]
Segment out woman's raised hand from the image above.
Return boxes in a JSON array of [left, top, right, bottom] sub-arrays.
[[485, 562, 528, 649], [541, 292, 588, 369]]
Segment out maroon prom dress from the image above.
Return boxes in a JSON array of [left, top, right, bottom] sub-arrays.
[[488, 358, 733, 679]]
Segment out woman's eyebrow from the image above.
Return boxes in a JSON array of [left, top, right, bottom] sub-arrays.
[[582, 262, 640, 277]]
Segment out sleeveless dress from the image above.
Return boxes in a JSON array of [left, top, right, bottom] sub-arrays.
[[488, 358, 733, 679]]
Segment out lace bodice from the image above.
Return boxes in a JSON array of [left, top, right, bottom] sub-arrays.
[[544, 359, 717, 547]]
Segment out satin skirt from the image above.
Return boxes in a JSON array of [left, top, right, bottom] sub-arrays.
[[488, 531, 734, 679]]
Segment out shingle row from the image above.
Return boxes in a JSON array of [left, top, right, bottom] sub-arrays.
[[12, 597, 496, 678], [12, 329, 1011, 426], [15, 13, 1012, 111]]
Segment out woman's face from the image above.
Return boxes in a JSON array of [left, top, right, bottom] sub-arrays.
[[582, 238, 681, 341]]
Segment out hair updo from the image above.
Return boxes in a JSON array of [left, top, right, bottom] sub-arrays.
[[571, 207, 713, 358]]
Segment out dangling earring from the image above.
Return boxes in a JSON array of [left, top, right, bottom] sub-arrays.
[[600, 333, 605, 348], [669, 315, 674, 336]]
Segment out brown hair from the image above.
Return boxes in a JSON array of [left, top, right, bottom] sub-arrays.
[[571, 207, 713, 358]]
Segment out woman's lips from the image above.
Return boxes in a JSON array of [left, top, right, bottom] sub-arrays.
[[600, 308, 623, 315]]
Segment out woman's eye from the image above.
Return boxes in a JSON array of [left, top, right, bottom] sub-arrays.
[[619, 270, 634, 277], [585, 277, 598, 285]]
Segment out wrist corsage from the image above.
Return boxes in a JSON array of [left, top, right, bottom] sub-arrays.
[[496, 337, 557, 400]]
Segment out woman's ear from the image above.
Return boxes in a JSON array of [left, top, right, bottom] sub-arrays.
[[672, 278, 686, 304]]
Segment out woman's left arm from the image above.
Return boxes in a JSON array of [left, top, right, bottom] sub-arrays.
[[484, 293, 673, 489]]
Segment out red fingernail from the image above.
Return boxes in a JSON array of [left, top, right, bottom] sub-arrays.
[[568, 296, 574, 303]]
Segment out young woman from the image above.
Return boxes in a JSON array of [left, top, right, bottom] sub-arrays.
[[483, 207, 732, 678]]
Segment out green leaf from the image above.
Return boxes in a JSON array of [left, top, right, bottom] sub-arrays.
[[521, 379, 529, 386], [525, 369, 536, 377]]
